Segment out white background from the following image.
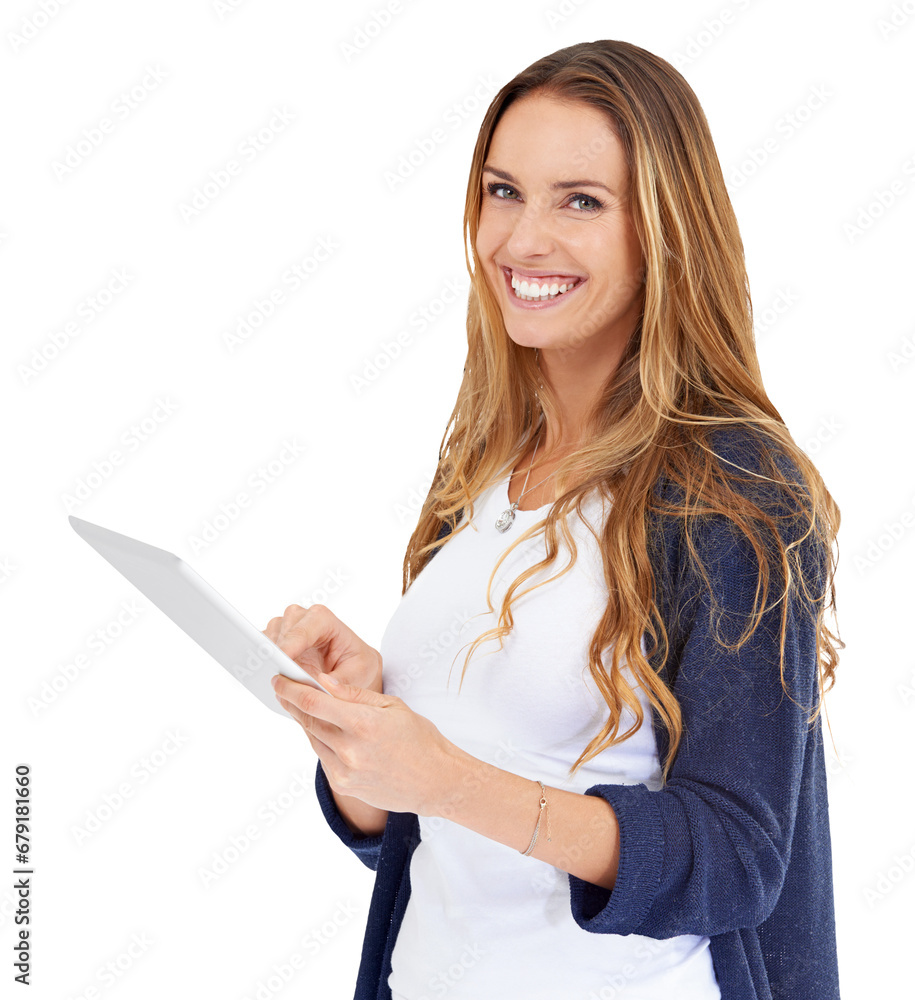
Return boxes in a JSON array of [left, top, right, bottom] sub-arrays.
[[3, 0, 913, 997]]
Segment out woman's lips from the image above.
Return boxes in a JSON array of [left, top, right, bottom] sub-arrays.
[[501, 267, 585, 310]]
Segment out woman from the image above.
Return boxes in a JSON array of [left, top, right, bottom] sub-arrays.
[[266, 39, 842, 1000]]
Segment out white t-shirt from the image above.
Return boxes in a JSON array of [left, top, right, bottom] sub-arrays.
[[382, 473, 721, 1000]]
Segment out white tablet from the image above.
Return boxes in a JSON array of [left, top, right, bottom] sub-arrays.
[[68, 515, 334, 718]]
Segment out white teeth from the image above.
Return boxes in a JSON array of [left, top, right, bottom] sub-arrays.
[[510, 271, 579, 301]]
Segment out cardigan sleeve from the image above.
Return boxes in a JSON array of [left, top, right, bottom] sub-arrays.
[[567, 495, 827, 939], [313, 759, 385, 872]]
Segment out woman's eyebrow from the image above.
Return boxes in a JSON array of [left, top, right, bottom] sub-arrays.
[[482, 164, 614, 195]]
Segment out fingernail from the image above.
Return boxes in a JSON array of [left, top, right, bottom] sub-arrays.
[[270, 675, 279, 689], [325, 675, 339, 686]]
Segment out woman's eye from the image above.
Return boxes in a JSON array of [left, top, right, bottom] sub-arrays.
[[486, 182, 517, 200], [485, 181, 603, 213], [568, 193, 603, 212]]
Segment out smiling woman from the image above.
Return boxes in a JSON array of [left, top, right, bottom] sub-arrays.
[[270, 38, 843, 1000]]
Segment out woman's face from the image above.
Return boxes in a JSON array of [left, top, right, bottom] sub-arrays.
[[476, 93, 645, 363]]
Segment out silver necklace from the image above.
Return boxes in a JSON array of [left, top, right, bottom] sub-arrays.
[[495, 425, 559, 532]]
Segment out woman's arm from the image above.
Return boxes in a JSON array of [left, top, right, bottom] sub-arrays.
[[331, 785, 389, 838], [434, 748, 622, 889], [561, 495, 830, 939]]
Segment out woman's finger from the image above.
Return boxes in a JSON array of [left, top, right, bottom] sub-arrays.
[[274, 604, 346, 667], [263, 607, 327, 676], [275, 692, 341, 755], [274, 692, 307, 727], [272, 674, 337, 722], [275, 698, 337, 769], [262, 617, 283, 643]]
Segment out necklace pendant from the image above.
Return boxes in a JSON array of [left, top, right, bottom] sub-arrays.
[[495, 503, 518, 533]]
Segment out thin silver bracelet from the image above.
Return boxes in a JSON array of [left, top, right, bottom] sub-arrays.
[[520, 780, 552, 856]]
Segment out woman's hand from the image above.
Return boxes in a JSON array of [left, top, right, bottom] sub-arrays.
[[263, 604, 458, 817], [262, 602, 382, 793], [262, 603, 383, 694]]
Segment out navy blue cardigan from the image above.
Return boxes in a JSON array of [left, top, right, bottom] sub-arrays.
[[313, 427, 841, 999]]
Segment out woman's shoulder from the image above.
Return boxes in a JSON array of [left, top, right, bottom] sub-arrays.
[[706, 420, 806, 483], [651, 419, 810, 511], [647, 420, 824, 584]]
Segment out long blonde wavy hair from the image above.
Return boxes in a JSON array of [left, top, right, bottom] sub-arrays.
[[400, 40, 842, 783]]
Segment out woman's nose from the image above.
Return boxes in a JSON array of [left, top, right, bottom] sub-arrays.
[[505, 200, 556, 257]]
